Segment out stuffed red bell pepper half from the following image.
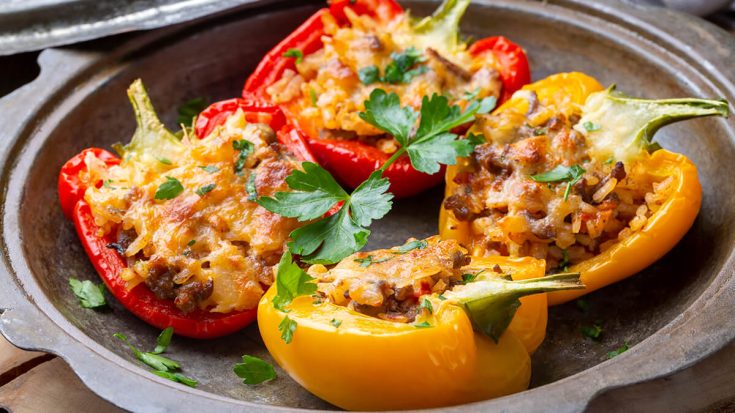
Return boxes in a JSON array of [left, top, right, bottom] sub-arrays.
[[242, 0, 530, 197], [58, 80, 308, 338]]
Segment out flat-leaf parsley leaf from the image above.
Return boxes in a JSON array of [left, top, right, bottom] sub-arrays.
[[279, 316, 298, 344], [272, 251, 317, 312], [530, 164, 586, 200], [259, 88, 492, 264], [234, 355, 277, 385], [259, 168, 392, 264], [154, 176, 184, 200], [69, 278, 107, 309]]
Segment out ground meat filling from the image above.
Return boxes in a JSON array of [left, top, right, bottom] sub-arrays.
[[309, 237, 470, 322], [85, 113, 304, 314], [265, 9, 503, 153], [444, 108, 674, 271]]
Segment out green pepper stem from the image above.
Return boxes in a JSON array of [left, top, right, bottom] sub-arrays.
[[577, 86, 729, 162], [115, 79, 184, 164], [446, 272, 584, 342], [411, 0, 471, 54]]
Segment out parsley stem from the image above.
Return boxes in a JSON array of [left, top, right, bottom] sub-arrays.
[[377, 147, 408, 174]]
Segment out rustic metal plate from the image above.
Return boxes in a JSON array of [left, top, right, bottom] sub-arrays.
[[0, 0, 734, 411]]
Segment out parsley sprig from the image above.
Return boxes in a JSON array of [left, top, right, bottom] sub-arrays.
[[259, 165, 392, 264], [114, 327, 197, 387], [258, 89, 494, 264]]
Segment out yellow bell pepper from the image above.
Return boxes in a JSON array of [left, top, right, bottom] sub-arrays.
[[440, 72, 729, 305], [258, 240, 582, 410]]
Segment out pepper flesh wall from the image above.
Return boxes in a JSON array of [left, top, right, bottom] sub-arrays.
[[440, 72, 729, 305], [258, 236, 582, 410]]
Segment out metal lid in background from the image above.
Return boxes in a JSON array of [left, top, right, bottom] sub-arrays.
[[0, 0, 280, 56], [1, 0, 733, 57]]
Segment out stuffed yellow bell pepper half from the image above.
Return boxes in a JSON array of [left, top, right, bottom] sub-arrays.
[[440, 72, 729, 305], [258, 236, 582, 410]]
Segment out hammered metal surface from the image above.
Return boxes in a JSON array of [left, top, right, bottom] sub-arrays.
[[0, 1, 734, 412]]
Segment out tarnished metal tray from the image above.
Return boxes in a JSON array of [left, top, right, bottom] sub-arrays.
[[1, 0, 734, 411]]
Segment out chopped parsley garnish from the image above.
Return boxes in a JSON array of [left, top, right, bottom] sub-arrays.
[[358, 65, 381, 85], [234, 355, 277, 385], [420, 297, 433, 314], [530, 164, 586, 200], [153, 371, 199, 387], [153, 327, 174, 354], [607, 342, 630, 358], [157, 157, 173, 165], [461, 269, 485, 284], [604, 156, 615, 165], [358, 47, 428, 85], [278, 316, 297, 344], [114, 330, 197, 387], [154, 176, 184, 200], [282, 48, 303, 64], [177, 97, 208, 127], [246, 173, 258, 202], [394, 239, 429, 254], [353, 255, 391, 267], [383, 47, 427, 84], [581, 321, 603, 340], [259, 89, 494, 264], [330, 318, 343, 328], [309, 88, 318, 107], [233, 139, 254, 175], [462, 273, 477, 284], [103, 179, 116, 189], [69, 278, 107, 309], [186, 239, 196, 247], [272, 251, 317, 312], [414, 321, 432, 329], [195, 183, 216, 196], [199, 165, 220, 173], [583, 121, 602, 132]]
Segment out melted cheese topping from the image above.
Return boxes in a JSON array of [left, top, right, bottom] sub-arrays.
[[308, 236, 469, 321], [266, 9, 502, 149], [445, 94, 673, 271], [83, 110, 302, 313]]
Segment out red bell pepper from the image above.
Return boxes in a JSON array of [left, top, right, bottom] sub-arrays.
[[58, 148, 119, 220], [59, 82, 294, 339], [194, 97, 317, 163], [242, 0, 530, 197]]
